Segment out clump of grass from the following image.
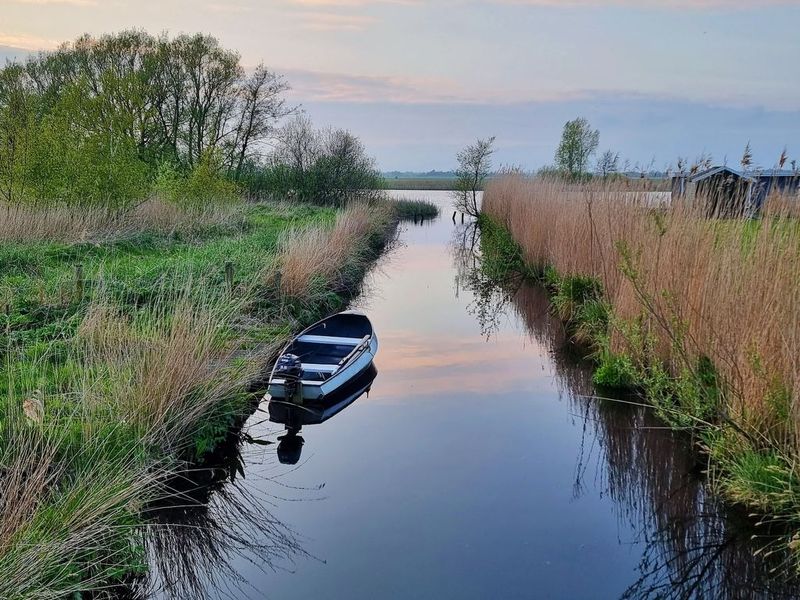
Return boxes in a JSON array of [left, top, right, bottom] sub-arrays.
[[0, 409, 165, 599], [275, 201, 393, 300], [76, 282, 258, 458], [390, 197, 440, 221]]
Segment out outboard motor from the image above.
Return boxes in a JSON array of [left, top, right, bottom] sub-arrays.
[[275, 353, 303, 403]]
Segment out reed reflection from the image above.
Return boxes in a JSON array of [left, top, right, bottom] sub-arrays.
[[454, 224, 798, 600], [130, 427, 312, 599]]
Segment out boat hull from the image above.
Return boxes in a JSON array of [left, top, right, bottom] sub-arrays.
[[267, 328, 378, 402]]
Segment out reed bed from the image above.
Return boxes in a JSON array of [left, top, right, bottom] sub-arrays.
[[0, 198, 244, 243], [483, 175, 800, 524]]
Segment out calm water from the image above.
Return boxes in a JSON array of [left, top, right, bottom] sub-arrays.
[[143, 191, 797, 600]]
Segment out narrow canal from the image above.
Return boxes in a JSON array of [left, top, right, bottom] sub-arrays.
[[144, 191, 797, 600]]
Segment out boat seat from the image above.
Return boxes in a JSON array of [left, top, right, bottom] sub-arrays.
[[301, 363, 339, 373], [297, 335, 363, 345]]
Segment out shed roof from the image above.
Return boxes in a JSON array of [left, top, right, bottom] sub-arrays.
[[689, 165, 756, 184]]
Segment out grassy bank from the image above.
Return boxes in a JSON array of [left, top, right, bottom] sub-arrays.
[[0, 198, 395, 598], [481, 175, 800, 565]]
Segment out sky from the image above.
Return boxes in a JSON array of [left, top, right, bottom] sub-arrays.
[[1, 0, 798, 171]]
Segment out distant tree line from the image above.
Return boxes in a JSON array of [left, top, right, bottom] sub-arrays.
[[0, 30, 380, 209]]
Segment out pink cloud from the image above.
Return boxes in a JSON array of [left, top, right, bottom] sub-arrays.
[[497, 0, 798, 7], [288, 0, 419, 5], [10, 0, 97, 5], [0, 33, 61, 50], [296, 11, 377, 30]]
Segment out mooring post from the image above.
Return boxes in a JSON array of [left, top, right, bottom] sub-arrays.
[[75, 264, 84, 303], [461, 213, 465, 224], [224, 261, 234, 292]]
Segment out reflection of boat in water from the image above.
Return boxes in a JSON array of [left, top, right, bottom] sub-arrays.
[[267, 311, 378, 402], [270, 363, 378, 464]]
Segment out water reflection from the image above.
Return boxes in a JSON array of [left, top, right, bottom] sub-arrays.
[[456, 223, 798, 599], [269, 364, 378, 464], [129, 427, 312, 599]]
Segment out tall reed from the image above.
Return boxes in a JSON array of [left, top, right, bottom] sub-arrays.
[[483, 175, 800, 498], [275, 201, 393, 299], [0, 198, 244, 243]]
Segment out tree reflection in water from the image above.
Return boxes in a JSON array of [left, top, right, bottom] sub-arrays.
[[452, 223, 799, 600], [130, 426, 313, 599]]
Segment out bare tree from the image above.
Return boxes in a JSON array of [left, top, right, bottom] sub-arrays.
[[453, 136, 495, 217], [595, 150, 619, 177], [274, 115, 319, 174], [231, 64, 292, 177]]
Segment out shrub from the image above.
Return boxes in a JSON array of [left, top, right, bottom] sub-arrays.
[[154, 151, 239, 209], [593, 351, 638, 389]]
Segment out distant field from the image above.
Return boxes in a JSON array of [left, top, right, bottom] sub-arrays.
[[383, 178, 462, 191]]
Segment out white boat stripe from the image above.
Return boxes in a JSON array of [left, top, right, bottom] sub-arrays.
[[301, 363, 339, 373], [297, 334, 363, 345]]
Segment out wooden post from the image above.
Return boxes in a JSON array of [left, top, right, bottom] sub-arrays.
[[461, 213, 465, 224], [75, 264, 84, 303], [224, 261, 234, 292], [452, 211, 457, 223]]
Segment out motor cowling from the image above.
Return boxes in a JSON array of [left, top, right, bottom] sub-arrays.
[[275, 353, 302, 379], [275, 353, 303, 402]]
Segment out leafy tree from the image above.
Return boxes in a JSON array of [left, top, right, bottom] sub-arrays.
[[0, 64, 36, 203], [555, 117, 599, 180], [453, 136, 496, 217], [0, 29, 293, 207]]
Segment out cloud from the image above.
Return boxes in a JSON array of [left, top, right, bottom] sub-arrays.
[[206, 2, 251, 13], [10, 0, 97, 5], [284, 68, 473, 103], [497, 0, 799, 8], [295, 11, 378, 30], [0, 34, 61, 51], [287, 0, 419, 5]]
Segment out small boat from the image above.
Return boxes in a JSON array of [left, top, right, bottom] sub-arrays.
[[267, 310, 378, 403]]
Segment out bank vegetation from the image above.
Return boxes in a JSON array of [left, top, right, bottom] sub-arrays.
[[482, 175, 800, 563]]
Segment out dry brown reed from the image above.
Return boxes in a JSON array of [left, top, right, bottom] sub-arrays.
[[275, 201, 392, 298], [483, 175, 800, 446], [75, 284, 258, 454], [0, 422, 164, 599], [0, 198, 243, 243]]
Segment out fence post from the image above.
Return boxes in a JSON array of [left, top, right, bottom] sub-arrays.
[[75, 264, 84, 303], [224, 261, 235, 292]]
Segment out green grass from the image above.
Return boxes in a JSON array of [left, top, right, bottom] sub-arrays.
[[390, 197, 440, 220], [0, 199, 393, 597]]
